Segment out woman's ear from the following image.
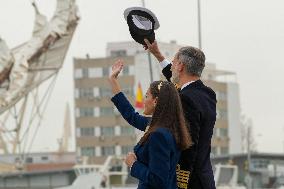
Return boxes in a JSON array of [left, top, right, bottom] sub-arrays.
[[154, 97, 158, 105]]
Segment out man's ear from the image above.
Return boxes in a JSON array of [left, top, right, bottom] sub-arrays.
[[179, 63, 184, 72]]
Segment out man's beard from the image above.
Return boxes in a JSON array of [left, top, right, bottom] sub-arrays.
[[171, 71, 180, 85]]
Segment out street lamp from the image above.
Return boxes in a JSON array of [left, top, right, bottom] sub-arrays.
[[247, 126, 252, 189]]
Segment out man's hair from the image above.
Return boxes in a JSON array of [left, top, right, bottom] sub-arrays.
[[139, 81, 192, 150], [176, 46, 205, 77]]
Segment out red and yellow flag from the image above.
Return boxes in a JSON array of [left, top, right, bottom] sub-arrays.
[[135, 82, 144, 109]]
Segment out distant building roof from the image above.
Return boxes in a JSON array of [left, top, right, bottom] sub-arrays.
[[25, 162, 75, 173], [212, 152, 284, 160]]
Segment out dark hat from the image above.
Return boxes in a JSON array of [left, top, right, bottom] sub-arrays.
[[124, 7, 160, 46]]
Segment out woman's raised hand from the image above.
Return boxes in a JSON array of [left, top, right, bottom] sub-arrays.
[[110, 59, 124, 79]]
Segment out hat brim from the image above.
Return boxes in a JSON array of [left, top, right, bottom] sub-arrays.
[[124, 7, 160, 30]]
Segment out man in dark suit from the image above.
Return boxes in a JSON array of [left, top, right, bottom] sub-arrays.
[[144, 39, 217, 189]]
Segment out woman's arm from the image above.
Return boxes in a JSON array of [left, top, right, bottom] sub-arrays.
[[111, 92, 149, 131], [108, 60, 149, 131]]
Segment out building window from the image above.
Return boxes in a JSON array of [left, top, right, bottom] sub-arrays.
[[219, 128, 228, 138], [81, 147, 95, 157], [220, 147, 228, 155], [121, 127, 135, 136], [25, 157, 33, 163], [89, 67, 102, 78], [41, 156, 49, 161], [216, 91, 227, 101], [211, 147, 217, 156], [82, 68, 89, 78], [101, 127, 114, 136], [102, 67, 109, 76], [217, 109, 228, 120], [75, 89, 79, 99], [100, 107, 114, 116], [80, 108, 94, 117], [252, 159, 269, 169], [79, 88, 94, 98], [75, 69, 82, 79], [121, 145, 134, 155], [100, 88, 112, 97], [101, 146, 115, 156], [212, 128, 217, 138], [110, 50, 127, 57], [76, 128, 80, 137], [216, 110, 220, 119], [80, 127, 95, 137], [14, 157, 21, 163], [121, 87, 134, 96], [207, 74, 213, 80], [122, 65, 129, 75]]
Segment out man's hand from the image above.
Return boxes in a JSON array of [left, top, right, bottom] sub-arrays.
[[109, 59, 124, 80], [125, 152, 137, 168], [144, 39, 165, 62]]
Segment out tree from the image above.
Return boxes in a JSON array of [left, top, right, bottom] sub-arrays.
[[240, 115, 257, 153]]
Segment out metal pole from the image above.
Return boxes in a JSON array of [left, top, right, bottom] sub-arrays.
[[197, 0, 202, 50], [247, 126, 252, 189], [283, 126, 284, 153], [147, 53, 154, 82], [141, 0, 145, 7], [141, 0, 154, 82]]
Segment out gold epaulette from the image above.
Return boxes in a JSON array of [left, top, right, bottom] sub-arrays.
[[176, 164, 190, 189], [174, 83, 180, 90]]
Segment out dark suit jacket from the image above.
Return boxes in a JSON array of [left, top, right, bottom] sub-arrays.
[[163, 64, 217, 189], [131, 128, 180, 189]]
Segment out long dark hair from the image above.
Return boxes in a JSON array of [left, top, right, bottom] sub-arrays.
[[139, 81, 192, 150]]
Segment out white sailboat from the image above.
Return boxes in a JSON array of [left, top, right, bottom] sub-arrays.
[[215, 164, 246, 189], [0, 0, 79, 159]]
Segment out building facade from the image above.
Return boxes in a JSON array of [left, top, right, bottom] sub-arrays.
[[202, 63, 242, 155]]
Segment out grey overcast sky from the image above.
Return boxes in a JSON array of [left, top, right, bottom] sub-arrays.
[[0, 0, 284, 153]]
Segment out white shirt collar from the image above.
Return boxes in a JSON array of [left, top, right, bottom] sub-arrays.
[[181, 80, 197, 90]]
